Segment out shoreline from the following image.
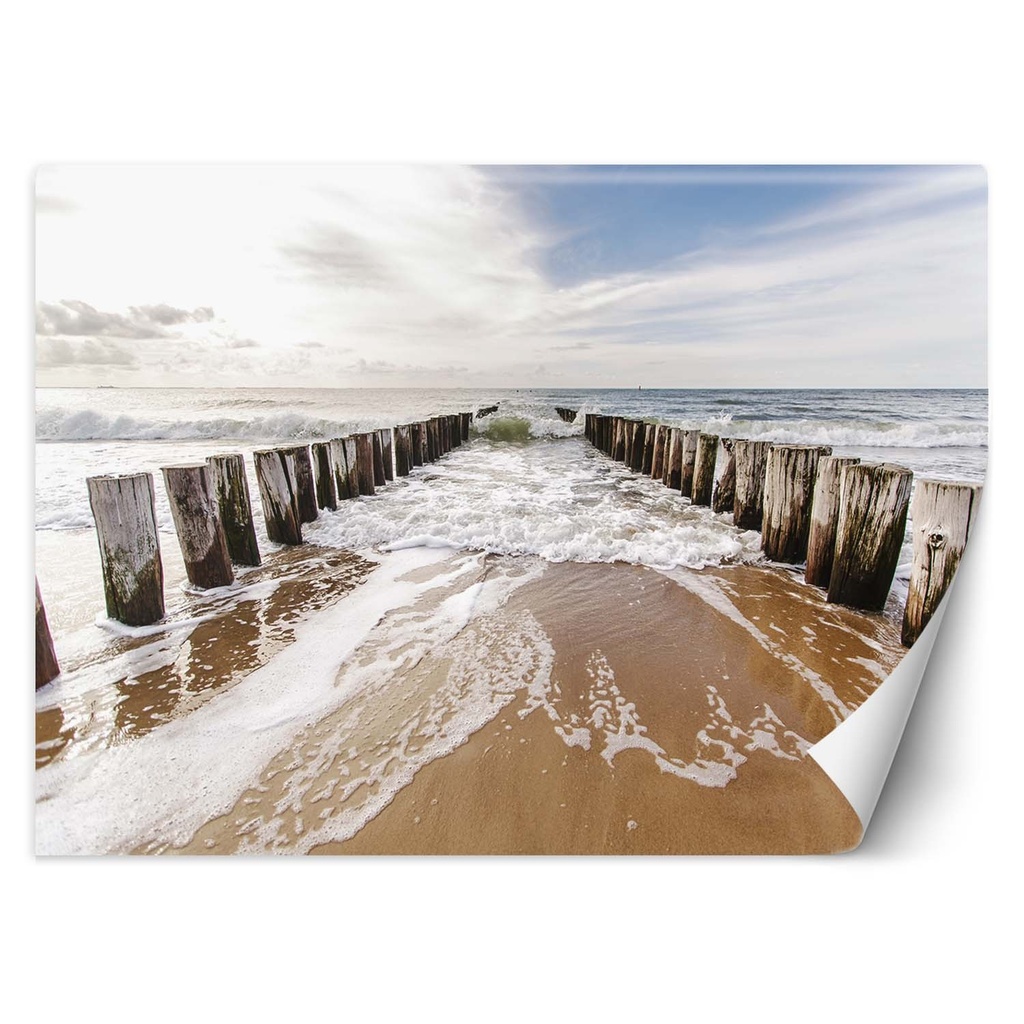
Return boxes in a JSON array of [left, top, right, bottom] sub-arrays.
[[36, 532, 904, 855]]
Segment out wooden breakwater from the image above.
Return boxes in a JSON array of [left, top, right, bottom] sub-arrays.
[[48, 410, 479, 671], [573, 408, 981, 649]]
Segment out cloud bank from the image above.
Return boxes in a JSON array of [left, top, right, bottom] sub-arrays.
[[34, 165, 986, 387]]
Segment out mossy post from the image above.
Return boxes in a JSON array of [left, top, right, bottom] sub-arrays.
[[828, 463, 913, 611], [87, 472, 165, 626], [207, 453, 261, 566], [901, 480, 982, 647], [311, 441, 338, 511], [355, 434, 376, 495], [679, 429, 701, 498], [651, 425, 667, 481], [712, 438, 736, 514], [691, 434, 719, 507], [161, 464, 235, 590], [761, 445, 827, 563], [254, 449, 303, 545], [35, 580, 60, 689], [733, 440, 772, 529], [805, 456, 861, 587]]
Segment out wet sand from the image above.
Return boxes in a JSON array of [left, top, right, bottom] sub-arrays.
[[150, 555, 904, 856]]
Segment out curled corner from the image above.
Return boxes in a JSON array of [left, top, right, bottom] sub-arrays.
[[808, 585, 954, 833]]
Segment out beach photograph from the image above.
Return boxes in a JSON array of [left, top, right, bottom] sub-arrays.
[[34, 164, 987, 856]]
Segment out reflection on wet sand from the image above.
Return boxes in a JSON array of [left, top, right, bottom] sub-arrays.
[[35, 546, 374, 766]]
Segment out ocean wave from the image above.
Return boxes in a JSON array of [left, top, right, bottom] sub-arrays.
[[36, 408, 377, 442]]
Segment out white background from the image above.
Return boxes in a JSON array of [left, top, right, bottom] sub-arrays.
[[6, 3, 1018, 1019]]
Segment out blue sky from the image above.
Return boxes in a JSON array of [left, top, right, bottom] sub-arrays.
[[35, 164, 987, 387]]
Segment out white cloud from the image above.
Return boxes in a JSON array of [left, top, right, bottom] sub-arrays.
[[34, 164, 986, 387]]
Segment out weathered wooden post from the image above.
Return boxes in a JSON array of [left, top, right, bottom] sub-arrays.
[[805, 456, 861, 587], [254, 449, 303, 545], [371, 431, 387, 486], [355, 434, 376, 495], [691, 433, 719, 507], [460, 412, 471, 441], [660, 428, 680, 490], [394, 425, 411, 476], [329, 439, 353, 501], [651, 425, 667, 481], [35, 580, 60, 689], [827, 463, 913, 611], [613, 418, 626, 461], [428, 419, 439, 461], [87, 472, 165, 625], [732, 440, 772, 529], [760, 445, 825, 563], [311, 441, 337, 511], [584, 413, 594, 444], [449, 415, 461, 449], [278, 445, 317, 524], [629, 422, 645, 472], [679, 429, 701, 498], [623, 420, 634, 466], [901, 480, 982, 647], [161, 464, 235, 589], [380, 428, 395, 480], [207, 453, 261, 566], [411, 423, 425, 467], [712, 438, 736, 514], [640, 424, 655, 474]]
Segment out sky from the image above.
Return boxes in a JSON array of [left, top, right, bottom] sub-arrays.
[[34, 164, 987, 388]]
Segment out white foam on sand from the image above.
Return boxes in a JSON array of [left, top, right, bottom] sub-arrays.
[[655, 567, 852, 725], [36, 549, 560, 855], [35, 547, 459, 854]]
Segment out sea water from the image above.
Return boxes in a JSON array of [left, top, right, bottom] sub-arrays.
[[33, 387, 987, 852]]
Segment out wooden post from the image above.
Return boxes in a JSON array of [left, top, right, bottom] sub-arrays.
[[207, 453, 261, 566], [279, 445, 317, 524], [371, 431, 387, 486], [828, 463, 913, 611], [679, 429, 701, 498], [86, 473, 165, 625], [612, 418, 626, 461], [381, 428, 395, 480], [428, 419, 439, 461], [733, 440, 772, 529], [254, 449, 303, 545], [449, 415, 461, 449], [629, 422, 645, 472], [901, 480, 982, 647], [311, 441, 337, 511], [651, 425, 667, 480], [411, 423, 425, 467], [394, 425, 411, 476], [460, 412, 471, 441], [712, 438, 736, 514], [691, 433, 719, 507], [760, 445, 825, 563], [623, 420, 634, 466], [161, 464, 234, 589], [805, 456, 861, 587], [329, 439, 353, 501], [661, 428, 677, 487], [640, 424, 655, 474], [35, 580, 60, 689], [355, 434, 376, 495]]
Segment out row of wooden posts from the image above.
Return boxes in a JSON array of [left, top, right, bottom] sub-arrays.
[[578, 411, 982, 650], [35, 411, 476, 689]]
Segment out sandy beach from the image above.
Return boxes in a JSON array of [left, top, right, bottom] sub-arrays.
[[36, 529, 904, 855]]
